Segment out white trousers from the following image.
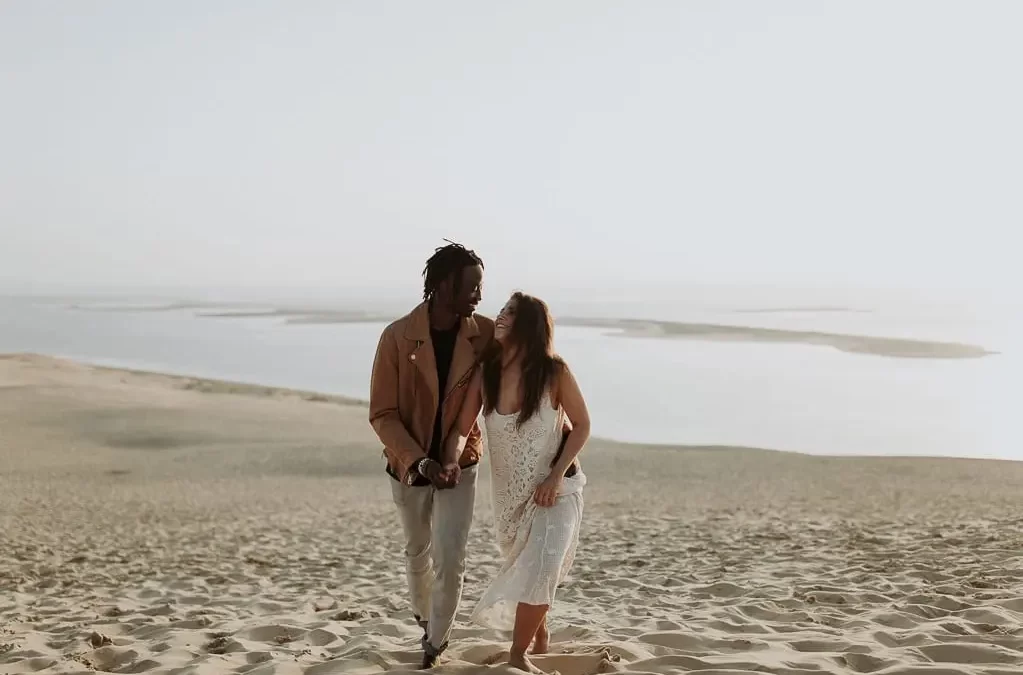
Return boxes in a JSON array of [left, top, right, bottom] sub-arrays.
[[390, 464, 478, 652]]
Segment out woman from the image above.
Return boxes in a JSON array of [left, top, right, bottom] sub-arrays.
[[445, 292, 590, 673]]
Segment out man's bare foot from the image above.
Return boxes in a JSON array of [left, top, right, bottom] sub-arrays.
[[530, 623, 549, 655], [508, 651, 543, 673]]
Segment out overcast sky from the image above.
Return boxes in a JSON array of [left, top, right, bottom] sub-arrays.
[[1, 1, 1020, 301]]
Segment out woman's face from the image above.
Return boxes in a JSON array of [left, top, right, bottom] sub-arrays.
[[494, 296, 518, 343]]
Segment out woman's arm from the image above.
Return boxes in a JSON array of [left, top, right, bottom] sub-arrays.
[[442, 368, 484, 467], [550, 362, 590, 478]]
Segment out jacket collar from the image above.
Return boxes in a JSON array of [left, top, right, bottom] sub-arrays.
[[403, 300, 482, 342], [403, 300, 485, 405]]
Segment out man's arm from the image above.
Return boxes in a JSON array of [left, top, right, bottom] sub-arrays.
[[368, 326, 426, 477]]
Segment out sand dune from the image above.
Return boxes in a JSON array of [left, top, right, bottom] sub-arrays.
[[1, 354, 1021, 675]]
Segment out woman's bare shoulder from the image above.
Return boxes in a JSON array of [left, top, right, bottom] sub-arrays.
[[550, 355, 569, 402]]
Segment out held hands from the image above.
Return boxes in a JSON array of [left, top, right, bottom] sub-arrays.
[[440, 462, 461, 488], [533, 473, 563, 508], [422, 459, 461, 489]]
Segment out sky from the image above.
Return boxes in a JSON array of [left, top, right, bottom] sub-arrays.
[[1, 1, 1020, 303]]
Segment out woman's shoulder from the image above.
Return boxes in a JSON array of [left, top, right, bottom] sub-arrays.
[[550, 355, 569, 399]]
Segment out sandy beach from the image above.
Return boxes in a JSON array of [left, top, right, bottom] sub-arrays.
[[2, 353, 1022, 675]]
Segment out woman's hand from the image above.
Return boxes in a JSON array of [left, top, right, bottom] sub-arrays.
[[440, 462, 461, 488], [533, 474, 563, 508]]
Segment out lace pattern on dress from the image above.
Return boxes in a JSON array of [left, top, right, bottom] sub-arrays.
[[470, 388, 586, 630]]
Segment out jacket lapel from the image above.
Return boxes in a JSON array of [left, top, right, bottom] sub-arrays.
[[403, 303, 439, 412], [444, 314, 483, 401], [404, 302, 484, 407]]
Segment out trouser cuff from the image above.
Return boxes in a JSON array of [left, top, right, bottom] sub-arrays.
[[421, 636, 448, 657]]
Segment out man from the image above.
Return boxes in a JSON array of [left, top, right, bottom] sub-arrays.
[[368, 241, 493, 668]]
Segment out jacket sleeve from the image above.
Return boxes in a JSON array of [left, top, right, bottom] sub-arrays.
[[368, 326, 426, 472]]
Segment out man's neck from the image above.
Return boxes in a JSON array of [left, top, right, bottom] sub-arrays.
[[428, 299, 460, 332]]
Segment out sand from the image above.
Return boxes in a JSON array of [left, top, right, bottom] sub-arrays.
[[2, 353, 1022, 675]]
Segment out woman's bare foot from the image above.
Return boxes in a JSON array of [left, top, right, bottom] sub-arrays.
[[530, 622, 549, 655], [508, 650, 543, 673]]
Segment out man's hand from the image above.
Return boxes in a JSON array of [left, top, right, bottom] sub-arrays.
[[440, 462, 462, 489]]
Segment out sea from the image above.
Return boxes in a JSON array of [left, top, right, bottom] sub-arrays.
[[1, 289, 1018, 462]]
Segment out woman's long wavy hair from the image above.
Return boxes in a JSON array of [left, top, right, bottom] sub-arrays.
[[482, 292, 564, 427]]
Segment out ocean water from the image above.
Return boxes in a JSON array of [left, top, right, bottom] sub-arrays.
[[0, 293, 1018, 461]]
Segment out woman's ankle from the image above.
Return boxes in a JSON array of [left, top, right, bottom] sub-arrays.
[[531, 624, 550, 655]]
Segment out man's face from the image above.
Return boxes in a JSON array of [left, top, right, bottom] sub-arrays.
[[447, 264, 483, 316]]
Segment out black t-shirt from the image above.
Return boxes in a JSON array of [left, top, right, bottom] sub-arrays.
[[386, 324, 459, 486], [428, 324, 459, 463]]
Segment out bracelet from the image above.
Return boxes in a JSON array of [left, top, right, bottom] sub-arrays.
[[415, 457, 433, 477], [404, 458, 431, 485]]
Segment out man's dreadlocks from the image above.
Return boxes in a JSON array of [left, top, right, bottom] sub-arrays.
[[422, 239, 484, 301]]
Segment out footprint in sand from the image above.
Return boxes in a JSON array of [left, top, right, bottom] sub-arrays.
[[88, 632, 112, 648], [239, 625, 308, 644]]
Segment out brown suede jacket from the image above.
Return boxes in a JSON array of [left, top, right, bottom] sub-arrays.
[[368, 302, 495, 485]]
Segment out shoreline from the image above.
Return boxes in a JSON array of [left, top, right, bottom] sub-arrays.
[[557, 317, 996, 359], [4, 352, 1016, 465], [50, 300, 997, 360]]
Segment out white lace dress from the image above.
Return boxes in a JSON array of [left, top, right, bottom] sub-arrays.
[[470, 390, 586, 630]]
